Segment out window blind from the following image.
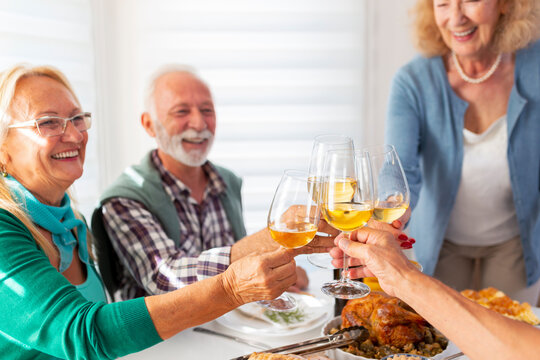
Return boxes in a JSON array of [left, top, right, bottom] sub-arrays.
[[120, 0, 366, 233], [0, 0, 98, 219]]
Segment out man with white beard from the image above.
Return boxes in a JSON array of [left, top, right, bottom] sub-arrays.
[[92, 66, 335, 301]]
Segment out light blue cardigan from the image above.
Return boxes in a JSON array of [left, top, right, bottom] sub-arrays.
[[385, 40, 540, 286]]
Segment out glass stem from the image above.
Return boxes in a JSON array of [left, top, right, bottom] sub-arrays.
[[340, 231, 351, 283]]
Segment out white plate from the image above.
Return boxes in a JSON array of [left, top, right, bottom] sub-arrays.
[[216, 292, 332, 336]]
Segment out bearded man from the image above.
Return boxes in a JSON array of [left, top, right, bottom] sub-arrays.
[[92, 66, 334, 301]]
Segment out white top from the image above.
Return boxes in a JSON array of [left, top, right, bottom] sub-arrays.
[[445, 115, 520, 246]]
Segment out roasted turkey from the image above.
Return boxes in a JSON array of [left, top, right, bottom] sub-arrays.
[[341, 292, 428, 348]]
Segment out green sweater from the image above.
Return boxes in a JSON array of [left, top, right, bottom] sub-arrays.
[[0, 210, 162, 359]]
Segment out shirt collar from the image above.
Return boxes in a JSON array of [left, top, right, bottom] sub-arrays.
[[150, 149, 227, 199]]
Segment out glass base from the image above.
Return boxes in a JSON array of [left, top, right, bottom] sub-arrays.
[[307, 253, 335, 269], [321, 280, 371, 299], [257, 294, 297, 312]]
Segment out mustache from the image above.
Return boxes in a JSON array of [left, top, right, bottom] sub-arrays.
[[177, 129, 213, 141]]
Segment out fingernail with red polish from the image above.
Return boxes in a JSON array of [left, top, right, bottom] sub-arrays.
[[400, 241, 412, 249], [409, 238, 416, 244], [398, 234, 408, 241]]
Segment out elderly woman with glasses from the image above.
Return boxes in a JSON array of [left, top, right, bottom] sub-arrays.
[[0, 64, 298, 359]]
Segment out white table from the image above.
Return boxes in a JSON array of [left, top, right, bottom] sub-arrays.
[[119, 256, 478, 360], [121, 256, 335, 360]]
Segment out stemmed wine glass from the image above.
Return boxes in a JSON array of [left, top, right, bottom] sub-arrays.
[[363, 144, 411, 291], [319, 149, 374, 298], [365, 144, 410, 224], [258, 169, 320, 311], [307, 134, 354, 269]]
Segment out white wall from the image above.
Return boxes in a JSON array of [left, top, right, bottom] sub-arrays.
[[362, 0, 417, 148]]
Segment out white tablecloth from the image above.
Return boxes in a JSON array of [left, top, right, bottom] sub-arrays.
[[121, 256, 335, 360], [120, 256, 481, 360]]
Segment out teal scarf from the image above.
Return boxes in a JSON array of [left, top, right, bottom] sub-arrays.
[[6, 176, 89, 272]]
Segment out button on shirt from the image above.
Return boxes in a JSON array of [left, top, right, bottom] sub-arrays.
[[102, 150, 236, 300]]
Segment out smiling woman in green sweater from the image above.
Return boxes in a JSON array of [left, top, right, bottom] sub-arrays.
[[0, 64, 299, 359]]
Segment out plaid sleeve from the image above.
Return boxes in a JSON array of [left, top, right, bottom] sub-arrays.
[[101, 197, 232, 294]]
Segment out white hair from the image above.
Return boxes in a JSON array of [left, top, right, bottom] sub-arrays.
[[144, 64, 210, 120]]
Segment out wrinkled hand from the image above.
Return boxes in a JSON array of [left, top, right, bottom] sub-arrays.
[[328, 217, 410, 268], [287, 266, 309, 293], [222, 248, 297, 306], [330, 227, 419, 297]]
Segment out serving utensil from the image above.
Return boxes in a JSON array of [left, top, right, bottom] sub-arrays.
[[229, 326, 369, 360], [193, 327, 270, 350], [441, 352, 464, 360]]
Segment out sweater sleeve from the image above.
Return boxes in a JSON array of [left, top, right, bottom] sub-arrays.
[[0, 210, 162, 359], [385, 65, 424, 210]]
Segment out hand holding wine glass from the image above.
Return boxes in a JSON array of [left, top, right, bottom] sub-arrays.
[[363, 144, 416, 291], [258, 169, 320, 311]]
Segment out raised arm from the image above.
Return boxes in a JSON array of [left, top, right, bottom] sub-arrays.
[[0, 210, 298, 357], [334, 227, 540, 360], [385, 68, 424, 210], [146, 247, 297, 339]]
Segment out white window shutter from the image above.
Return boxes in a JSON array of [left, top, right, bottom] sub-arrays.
[[0, 0, 98, 220]]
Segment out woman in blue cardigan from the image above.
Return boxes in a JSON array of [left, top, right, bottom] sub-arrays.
[[386, 0, 540, 303]]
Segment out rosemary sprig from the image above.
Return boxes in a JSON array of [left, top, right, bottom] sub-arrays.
[[263, 308, 306, 325]]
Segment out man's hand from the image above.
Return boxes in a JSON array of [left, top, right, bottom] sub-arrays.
[[222, 248, 297, 306]]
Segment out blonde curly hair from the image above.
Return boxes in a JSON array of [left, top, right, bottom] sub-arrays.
[[412, 0, 540, 57]]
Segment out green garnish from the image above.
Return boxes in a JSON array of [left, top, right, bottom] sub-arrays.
[[263, 308, 306, 325]]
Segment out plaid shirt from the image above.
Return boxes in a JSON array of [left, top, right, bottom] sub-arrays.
[[102, 150, 236, 300]]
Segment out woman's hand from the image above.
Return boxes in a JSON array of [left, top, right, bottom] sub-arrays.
[[221, 248, 297, 306], [330, 227, 419, 297]]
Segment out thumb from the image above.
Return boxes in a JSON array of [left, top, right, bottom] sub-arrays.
[[339, 236, 369, 262], [338, 236, 353, 251]]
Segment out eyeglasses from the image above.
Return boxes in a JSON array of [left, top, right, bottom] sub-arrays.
[[8, 112, 92, 137]]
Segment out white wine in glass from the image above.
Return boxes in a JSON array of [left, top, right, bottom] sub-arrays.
[[319, 149, 374, 299], [307, 134, 354, 269], [363, 144, 410, 292], [364, 144, 410, 224], [258, 169, 320, 311]]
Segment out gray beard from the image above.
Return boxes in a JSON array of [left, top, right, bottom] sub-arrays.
[[153, 120, 214, 167]]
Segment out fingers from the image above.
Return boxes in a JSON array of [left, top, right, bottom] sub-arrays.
[[317, 219, 339, 236], [367, 218, 403, 238], [346, 266, 374, 279], [264, 247, 295, 268], [294, 266, 309, 290], [331, 255, 364, 268], [349, 226, 396, 246]]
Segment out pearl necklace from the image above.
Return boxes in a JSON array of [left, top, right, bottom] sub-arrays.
[[452, 52, 502, 84]]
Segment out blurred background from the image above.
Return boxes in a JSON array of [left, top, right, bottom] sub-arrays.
[[0, 0, 416, 233]]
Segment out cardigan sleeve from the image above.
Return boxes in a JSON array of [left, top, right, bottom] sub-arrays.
[[385, 66, 425, 210], [0, 210, 162, 359]]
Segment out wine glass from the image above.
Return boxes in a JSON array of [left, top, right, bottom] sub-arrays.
[[258, 169, 320, 311], [363, 144, 411, 291], [319, 149, 374, 299], [307, 134, 354, 269], [365, 144, 410, 224]]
